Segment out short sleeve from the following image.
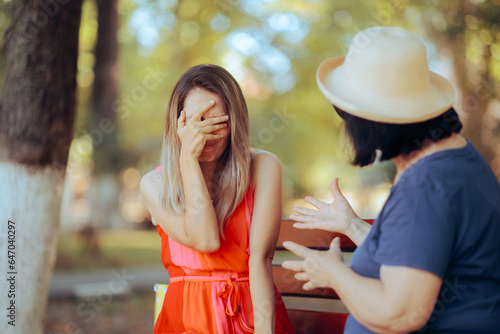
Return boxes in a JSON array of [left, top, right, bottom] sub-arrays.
[[374, 183, 456, 278]]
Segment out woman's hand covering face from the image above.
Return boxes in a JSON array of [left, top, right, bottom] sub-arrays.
[[177, 99, 229, 159]]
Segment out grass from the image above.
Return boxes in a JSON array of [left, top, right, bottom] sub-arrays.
[[44, 290, 156, 333], [55, 229, 162, 273]]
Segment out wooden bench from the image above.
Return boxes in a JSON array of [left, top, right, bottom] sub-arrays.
[[272, 218, 374, 334], [153, 218, 374, 332]]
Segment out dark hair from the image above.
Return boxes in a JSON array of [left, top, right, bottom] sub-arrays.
[[335, 106, 463, 167]]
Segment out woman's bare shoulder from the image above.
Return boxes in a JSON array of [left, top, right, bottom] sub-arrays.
[[142, 169, 161, 182], [140, 170, 164, 226], [140, 170, 162, 197], [251, 149, 280, 165], [250, 150, 281, 186]]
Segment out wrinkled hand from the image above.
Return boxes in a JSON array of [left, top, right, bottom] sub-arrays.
[[281, 237, 344, 290], [177, 100, 228, 159], [290, 178, 359, 235]]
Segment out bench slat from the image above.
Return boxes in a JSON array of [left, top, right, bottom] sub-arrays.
[[281, 296, 348, 314], [273, 266, 340, 299], [274, 218, 374, 334], [277, 219, 374, 252], [286, 310, 348, 334]]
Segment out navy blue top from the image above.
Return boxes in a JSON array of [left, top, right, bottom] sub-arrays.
[[344, 141, 500, 334]]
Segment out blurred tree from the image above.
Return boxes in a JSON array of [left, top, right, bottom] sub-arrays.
[[0, 0, 12, 91], [85, 0, 500, 219], [119, 0, 381, 197], [421, 0, 500, 179], [0, 1, 83, 333], [89, 0, 123, 231]]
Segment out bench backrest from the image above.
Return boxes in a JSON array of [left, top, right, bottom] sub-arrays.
[[273, 218, 374, 334]]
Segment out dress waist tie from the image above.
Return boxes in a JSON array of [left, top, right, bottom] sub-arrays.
[[169, 271, 254, 333]]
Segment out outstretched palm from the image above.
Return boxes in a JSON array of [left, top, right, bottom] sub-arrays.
[[290, 178, 360, 235]]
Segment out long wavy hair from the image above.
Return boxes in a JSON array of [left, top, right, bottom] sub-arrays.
[[159, 64, 251, 237]]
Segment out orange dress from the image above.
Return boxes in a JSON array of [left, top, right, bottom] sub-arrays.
[[152, 166, 295, 334]]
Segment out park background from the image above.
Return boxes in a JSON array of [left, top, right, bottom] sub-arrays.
[[0, 0, 499, 333]]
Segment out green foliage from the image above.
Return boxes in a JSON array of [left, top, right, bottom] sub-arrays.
[[1, 0, 499, 215], [420, 0, 500, 85], [75, 0, 98, 137], [113, 0, 406, 202], [55, 230, 161, 272]]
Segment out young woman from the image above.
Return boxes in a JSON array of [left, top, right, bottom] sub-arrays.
[[140, 64, 294, 334], [283, 27, 500, 333]]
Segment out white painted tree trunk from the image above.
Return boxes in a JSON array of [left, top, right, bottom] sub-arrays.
[[0, 163, 65, 334], [0, 1, 82, 332]]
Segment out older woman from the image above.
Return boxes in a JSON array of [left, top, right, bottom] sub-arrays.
[[282, 27, 500, 333]]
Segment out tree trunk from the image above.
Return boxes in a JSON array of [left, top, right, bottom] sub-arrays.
[[429, 2, 499, 177], [445, 37, 496, 166], [89, 0, 122, 230], [0, 0, 83, 333]]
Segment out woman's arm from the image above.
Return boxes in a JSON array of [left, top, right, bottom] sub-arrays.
[[139, 101, 227, 253], [248, 151, 282, 334], [290, 178, 371, 246], [282, 239, 442, 334]]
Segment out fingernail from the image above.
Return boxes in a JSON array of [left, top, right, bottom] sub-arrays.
[[283, 241, 289, 247], [224, 115, 229, 119], [210, 100, 214, 104]]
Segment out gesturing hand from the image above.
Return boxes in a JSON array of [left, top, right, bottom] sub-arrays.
[[290, 178, 360, 235], [177, 100, 229, 159], [281, 237, 344, 290]]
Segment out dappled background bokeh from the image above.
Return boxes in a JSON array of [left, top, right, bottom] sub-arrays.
[[1, 0, 500, 333]]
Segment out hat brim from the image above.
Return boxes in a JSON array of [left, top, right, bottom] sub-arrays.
[[316, 57, 457, 124]]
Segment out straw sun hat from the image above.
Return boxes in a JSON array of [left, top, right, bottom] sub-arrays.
[[317, 27, 456, 124]]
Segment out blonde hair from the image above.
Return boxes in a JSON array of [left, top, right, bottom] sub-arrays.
[[159, 64, 251, 237]]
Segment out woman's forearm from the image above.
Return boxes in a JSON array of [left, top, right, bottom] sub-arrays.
[[328, 264, 396, 333], [345, 217, 372, 246], [329, 263, 427, 334], [249, 256, 275, 334], [179, 155, 220, 251]]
